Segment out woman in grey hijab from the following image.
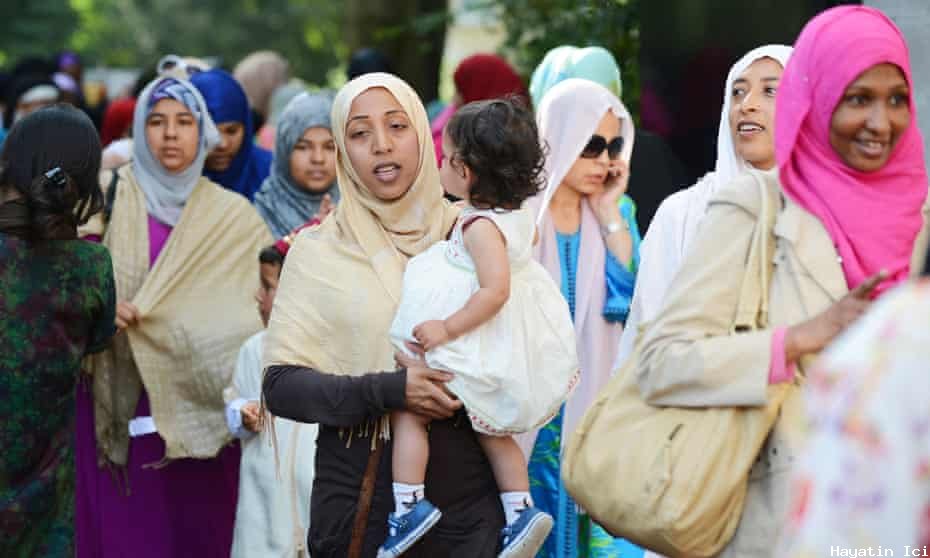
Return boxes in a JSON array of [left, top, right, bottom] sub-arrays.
[[254, 91, 340, 237]]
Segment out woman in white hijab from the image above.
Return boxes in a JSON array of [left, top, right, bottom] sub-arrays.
[[614, 45, 793, 369]]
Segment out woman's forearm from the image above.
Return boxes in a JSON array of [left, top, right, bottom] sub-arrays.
[[603, 225, 634, 267], [263, 365, 407, 427]]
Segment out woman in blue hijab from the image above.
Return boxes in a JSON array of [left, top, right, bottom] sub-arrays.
[[190, 69, 272, 200]]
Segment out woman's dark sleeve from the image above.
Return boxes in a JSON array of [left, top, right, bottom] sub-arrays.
[[262, 365, 407, 427]]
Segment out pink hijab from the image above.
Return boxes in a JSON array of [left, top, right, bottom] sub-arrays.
[[776, 5, 928, 296], [523, 79, 635, 454]]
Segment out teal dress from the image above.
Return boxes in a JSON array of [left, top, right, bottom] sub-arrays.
[[528, 196, 644, 558]]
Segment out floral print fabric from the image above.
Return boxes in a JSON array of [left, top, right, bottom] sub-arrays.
[[780, 279, 930, 557]]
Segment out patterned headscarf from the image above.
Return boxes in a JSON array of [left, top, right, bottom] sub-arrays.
[[132, 77, 220, 225]]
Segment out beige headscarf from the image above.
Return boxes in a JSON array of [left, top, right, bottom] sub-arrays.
[[233, 51, 290, 118], [263, 73, 458, 411]]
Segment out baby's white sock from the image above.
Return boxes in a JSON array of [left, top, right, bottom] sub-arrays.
[[393, 482, 425, 517], [500, 491, 533, 525]]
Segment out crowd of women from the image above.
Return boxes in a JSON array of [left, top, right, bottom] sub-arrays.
[[2, 4, 930, 558]]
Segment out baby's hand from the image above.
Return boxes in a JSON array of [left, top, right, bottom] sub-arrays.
[[412, 320, 451, 352], [241, 401, 262, 433]]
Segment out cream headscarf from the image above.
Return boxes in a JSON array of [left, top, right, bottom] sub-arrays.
[[264, 73, 458, 393]]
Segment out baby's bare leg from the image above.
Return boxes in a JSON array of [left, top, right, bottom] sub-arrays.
[[477, 433, 529, 492], [391, 410, 431, 484]]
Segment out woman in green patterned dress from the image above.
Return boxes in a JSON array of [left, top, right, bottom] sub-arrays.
[[0, 105, 116, 557]]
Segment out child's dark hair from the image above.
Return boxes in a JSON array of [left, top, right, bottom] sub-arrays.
[[0, 104, 103, 240], [259, 245, 285, 267], [445, 97, 545, 210]]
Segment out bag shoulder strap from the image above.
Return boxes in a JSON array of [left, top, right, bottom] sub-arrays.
[[731, 170, 780, 333], [103, 167, 120, 226], [347, 437, 384, 558]]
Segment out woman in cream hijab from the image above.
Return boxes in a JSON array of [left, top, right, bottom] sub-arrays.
[[614, 45, 793, 369], [262, 73, 506, 557]]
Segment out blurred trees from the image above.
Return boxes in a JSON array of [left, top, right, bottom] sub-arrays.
[[344, 0, 449, 101], [0, 0, 638, 110], [0, 1, 78, 65], [485, 0, 640, 115], [69, 0, 345, 82], [0, 0, 346, 84]]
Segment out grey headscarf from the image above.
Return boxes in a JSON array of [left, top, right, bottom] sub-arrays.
[[254, 91, 340, 238], [267, 82, 306, 127], [132, 77, 220, 226]]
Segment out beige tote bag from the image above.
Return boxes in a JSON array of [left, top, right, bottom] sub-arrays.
[[562, 172, 792, 557]]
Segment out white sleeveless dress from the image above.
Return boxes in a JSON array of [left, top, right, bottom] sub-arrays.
[[390, 205, 579, 435]]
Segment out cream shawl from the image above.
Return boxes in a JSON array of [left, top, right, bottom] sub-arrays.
[[83, 166, 272, 464], [263, 73, 458, 418]]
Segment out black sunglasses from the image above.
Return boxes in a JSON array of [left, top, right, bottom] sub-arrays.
[[581, 134, 624, 160]]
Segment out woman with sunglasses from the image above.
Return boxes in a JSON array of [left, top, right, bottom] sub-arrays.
[[614, 44, 792, 370], [526, 78, 643, 558]]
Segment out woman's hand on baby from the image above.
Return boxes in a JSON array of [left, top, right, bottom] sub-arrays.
[[115, 301, 141, 330], [412, 320, 451, 352], [241, 401, 262, 433], [397, 352, 461, 420]]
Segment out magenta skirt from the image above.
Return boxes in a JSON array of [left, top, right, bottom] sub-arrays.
[[74, 382, 240, 557]]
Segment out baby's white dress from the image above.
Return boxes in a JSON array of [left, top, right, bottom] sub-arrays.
[[390, 205, 579, 435]]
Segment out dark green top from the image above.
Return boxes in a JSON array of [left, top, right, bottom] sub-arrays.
[[0, 234, 116, 557]]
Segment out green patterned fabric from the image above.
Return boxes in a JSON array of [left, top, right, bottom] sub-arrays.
[[0, 234, 116, 557]]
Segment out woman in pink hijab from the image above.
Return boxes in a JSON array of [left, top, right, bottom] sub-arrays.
[[776, 6, 927, 296], [633, 6, 929, 557]]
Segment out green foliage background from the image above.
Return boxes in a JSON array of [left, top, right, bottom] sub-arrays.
[[484, 0, 640, 117], [1, 0, 344, 83], [0, 0, 639, 111]]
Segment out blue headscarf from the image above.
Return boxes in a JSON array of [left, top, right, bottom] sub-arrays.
[[190, 69, 272, 200]]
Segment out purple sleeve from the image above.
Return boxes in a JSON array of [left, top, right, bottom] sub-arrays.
[[769, 326, 796, 384]]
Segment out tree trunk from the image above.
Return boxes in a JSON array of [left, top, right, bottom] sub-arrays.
[[344, 0, 448, 103]]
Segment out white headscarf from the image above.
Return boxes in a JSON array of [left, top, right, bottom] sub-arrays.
[[613, 44, 792, 370], [131, 76, 220, 226], [534, 78, 634, 221]]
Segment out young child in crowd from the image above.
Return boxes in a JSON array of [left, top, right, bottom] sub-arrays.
[[382, 99, 579, 558], [224, 216, 329, 558]]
